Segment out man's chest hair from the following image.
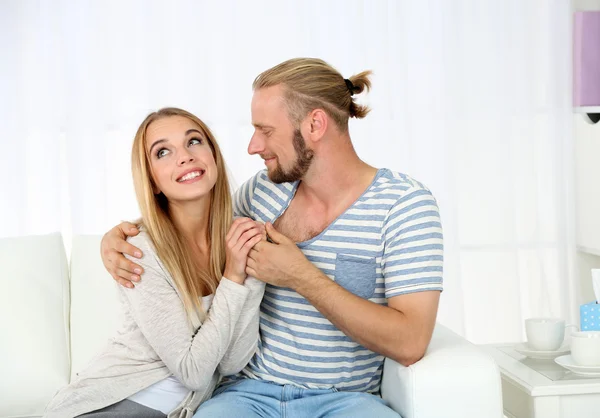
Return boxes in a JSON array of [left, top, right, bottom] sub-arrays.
[[273, 202, 330, 243]]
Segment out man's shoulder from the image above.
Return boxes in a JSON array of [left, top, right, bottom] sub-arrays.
[[233, 170, 297, 218], [243, 169, 297, 199], [372, 168, 435, 199]]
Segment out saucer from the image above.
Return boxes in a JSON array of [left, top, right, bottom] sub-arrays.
[[555, 355, 600, 376], [513, 343, 570, 359]]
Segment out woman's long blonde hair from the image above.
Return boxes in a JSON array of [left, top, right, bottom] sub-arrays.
[[131, 107, 232, 322]]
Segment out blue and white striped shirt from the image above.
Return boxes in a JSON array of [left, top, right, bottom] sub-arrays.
[[231, 168, 443, 393]]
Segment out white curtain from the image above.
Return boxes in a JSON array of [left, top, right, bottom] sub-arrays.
[[0, 0, 576, 344]]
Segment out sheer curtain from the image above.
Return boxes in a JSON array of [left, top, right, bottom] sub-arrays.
[[0, 0, 576, 343]]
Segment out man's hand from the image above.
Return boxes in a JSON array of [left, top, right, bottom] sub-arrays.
[[101, 221, 143, 288], [246, 222, 318, 288]]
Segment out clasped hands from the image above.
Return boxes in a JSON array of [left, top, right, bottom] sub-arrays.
[[245, 222, 317, 289], [101, 219, 318, 290]]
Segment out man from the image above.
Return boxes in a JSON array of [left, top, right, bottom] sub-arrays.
[[101, 58, 443, 417]]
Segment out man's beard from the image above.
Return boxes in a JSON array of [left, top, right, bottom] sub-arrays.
[[268, 129, 314, 184]]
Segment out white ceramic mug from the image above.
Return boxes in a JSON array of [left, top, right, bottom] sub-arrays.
[[525, 318, 577, 351], [571, 331, 600, 366]]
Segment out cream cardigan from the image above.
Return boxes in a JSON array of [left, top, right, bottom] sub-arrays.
[[44, 230, 265, 418]]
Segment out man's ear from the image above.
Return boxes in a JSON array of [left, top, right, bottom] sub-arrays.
[[307, 109, 328, 141]]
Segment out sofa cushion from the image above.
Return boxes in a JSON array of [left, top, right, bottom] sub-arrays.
[[0, 233, 70, 417], [69, 235, 121, 381]]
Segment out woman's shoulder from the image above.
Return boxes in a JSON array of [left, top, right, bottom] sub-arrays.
[[123, 227, 173, 285], [124, 227, 159, 263], [127, 226, 153, 248]]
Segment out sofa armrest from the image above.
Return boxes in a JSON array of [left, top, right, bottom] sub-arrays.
[[381, 323, 503, 418]]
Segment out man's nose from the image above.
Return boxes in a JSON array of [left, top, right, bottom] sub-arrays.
[[247, 133, 264, 155]]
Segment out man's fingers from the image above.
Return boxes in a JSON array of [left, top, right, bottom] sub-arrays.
[[115, 240, 143, 259], [115, 254, 143, 275], [245, 266, 257, 277], [246, 256, 257, 270], [265, 222, 287, 244], [116, 268, 140, 282], [118, 221, 139, 238], [248, 248, 259, 261], [113, 274, 134, 289], [260, 224, 267, 240]]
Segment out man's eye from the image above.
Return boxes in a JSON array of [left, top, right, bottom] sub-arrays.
[[189, 137, 203, 146], [157, 148, 170, 158]]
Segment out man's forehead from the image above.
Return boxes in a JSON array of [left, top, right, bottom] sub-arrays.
[[251, 87, 289, 125], [252, 86, 287, 108]]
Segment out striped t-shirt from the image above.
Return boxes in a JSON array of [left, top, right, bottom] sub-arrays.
[[231, 168, 443, 393]]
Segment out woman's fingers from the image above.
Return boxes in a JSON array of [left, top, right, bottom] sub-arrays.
[[242, 234, 264, 254], [233, 226, 263, 252], [226, 217, 254, 242]]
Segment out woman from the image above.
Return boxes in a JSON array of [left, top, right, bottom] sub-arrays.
[[45, 108, 266, 418]]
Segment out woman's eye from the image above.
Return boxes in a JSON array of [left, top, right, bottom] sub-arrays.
[[189, 137, 203, 146], [157, 148, 170, 158]]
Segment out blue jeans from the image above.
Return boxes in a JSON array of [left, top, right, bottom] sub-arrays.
[[193, 379, 401, 418]]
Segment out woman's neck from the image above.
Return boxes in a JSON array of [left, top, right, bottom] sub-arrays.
[[168, 196, 211, 252]]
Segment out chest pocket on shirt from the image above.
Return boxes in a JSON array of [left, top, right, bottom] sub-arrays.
[[334, 253, 377, 300]]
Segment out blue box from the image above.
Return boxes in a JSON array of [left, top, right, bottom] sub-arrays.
[[581, 301, 600, 331]]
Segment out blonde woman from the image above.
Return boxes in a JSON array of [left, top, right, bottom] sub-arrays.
[[44, 107, 266, 418]]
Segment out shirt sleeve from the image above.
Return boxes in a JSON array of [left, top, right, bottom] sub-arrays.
[[232, 172, 259, 218], [382, 186, 444, 298], [122, 232, 250, 391]]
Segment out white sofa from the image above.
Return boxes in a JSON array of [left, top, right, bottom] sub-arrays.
[[0, 233, 503, 418]]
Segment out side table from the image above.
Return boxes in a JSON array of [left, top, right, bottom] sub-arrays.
[[482, 344, 600, 418]]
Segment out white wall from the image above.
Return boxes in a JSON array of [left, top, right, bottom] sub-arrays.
[[0, 0, 579, 344]]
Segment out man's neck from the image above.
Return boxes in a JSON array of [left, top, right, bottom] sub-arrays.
[[298, 135, 378, 209]]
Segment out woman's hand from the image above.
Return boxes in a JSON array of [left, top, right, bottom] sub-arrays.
[[223, 218, 265, 284]]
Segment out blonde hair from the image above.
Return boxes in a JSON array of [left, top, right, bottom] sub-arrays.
[[252, 58, 372, 131], [131, 107, 232, 322]]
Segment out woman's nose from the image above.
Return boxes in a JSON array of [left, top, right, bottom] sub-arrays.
[[177, 152, 194, 166]]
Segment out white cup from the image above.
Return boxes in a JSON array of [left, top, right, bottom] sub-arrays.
[[525, 318, 577, 351], [571, 331, 600, 366]]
